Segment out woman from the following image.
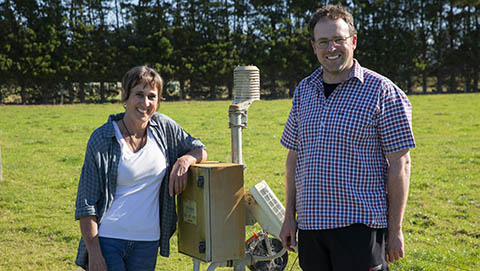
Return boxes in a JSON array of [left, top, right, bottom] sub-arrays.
[[75, 66, 207, 270]]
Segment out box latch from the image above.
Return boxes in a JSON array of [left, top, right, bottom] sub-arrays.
[[197, 176, 204, 188]]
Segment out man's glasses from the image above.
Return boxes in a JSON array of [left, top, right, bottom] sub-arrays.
[[314, 34, 355, 49]]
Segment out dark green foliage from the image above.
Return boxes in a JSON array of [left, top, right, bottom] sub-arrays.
[[0, 0, 479, 103]]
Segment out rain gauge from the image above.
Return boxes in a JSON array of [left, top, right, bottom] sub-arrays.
[[177, 66, 289, 271]]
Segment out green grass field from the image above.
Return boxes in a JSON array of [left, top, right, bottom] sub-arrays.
[[0, 94, 479, 270]]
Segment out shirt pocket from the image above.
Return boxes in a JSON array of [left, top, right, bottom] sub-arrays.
[[332, 107, 377, 142]]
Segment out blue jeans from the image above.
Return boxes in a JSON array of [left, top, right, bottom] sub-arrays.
[[98, 237, 159, 271]]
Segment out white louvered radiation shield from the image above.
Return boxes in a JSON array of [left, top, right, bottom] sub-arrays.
[[233, 66, 260, 104]]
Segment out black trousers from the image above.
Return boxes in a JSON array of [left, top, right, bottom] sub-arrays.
[[298, 224, 389, 271]]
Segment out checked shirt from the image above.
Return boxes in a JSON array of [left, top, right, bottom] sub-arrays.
[[281, 60, 416, 230], [74, 112, 204, 269]]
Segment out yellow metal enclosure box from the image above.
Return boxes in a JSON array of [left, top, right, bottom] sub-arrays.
[[177, 162, 245, 262]]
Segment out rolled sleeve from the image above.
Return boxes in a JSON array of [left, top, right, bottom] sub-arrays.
[[75, 139, 102, 220], [379, 84, 416, 153]]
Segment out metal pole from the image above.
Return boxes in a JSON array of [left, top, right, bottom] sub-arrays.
[[193, 258, 201, 271], [229, 66, 260, 271], [229, 104, 243, 165]]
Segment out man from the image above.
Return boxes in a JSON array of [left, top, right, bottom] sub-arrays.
[[279, 5, 416, 271]]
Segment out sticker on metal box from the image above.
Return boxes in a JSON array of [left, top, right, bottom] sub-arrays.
[[183, 199, 197, 225]]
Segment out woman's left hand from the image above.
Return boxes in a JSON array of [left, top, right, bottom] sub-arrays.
[[169, 156, 192, 196], [169, 148, 207, 197]]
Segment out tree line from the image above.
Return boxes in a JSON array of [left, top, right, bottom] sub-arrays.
[[0, 0, 479, 104]]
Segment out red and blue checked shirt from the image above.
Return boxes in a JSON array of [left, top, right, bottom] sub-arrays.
[[281, 60, 416, 230]]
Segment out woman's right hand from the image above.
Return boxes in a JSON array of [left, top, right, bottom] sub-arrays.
[[88, 253, 107, 271], [79, 216, 107, 271]]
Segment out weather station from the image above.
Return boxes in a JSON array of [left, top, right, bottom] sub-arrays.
[[177, 66, 289, 271]]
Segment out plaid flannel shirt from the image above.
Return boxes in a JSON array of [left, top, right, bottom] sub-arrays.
[[75, 112, 204, 269], [281, 60, 416, 230]]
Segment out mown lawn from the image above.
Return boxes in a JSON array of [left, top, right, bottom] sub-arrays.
[[0, 93, 478, 270]]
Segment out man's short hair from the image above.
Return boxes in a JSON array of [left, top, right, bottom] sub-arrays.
[[122, 65, 163, 104], [308, 5, 357, 41]]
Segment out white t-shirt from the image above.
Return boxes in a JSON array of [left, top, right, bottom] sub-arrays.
[[98, 121, 166, 241]]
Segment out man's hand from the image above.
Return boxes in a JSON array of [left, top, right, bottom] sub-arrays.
[[280, 216, 298, 252], [385, 149, 410, 263], [386, 228, 404, 263], [281, 150, 298, 252]]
